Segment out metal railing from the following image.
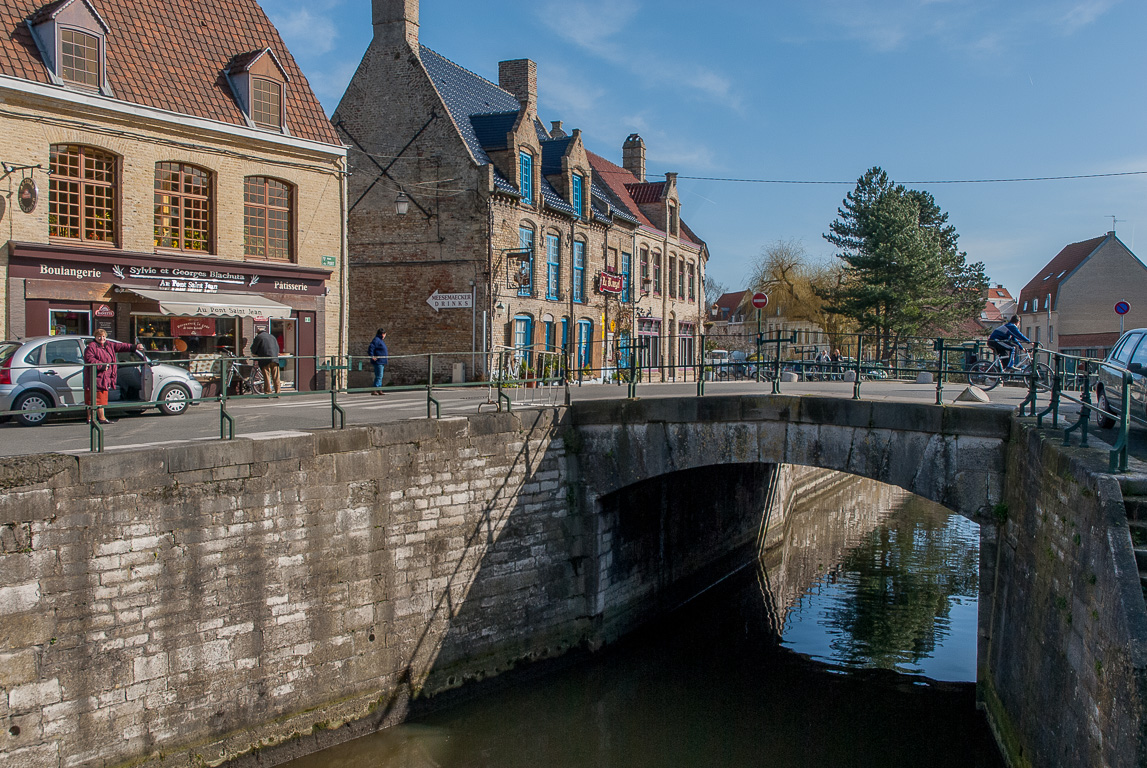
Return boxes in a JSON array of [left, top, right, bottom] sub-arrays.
[[9, 335, 1130, 462]]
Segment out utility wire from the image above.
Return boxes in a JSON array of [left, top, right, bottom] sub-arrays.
[[675, 170, 1147, 185]]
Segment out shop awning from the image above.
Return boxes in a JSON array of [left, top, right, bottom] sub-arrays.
[[122, 288, 294, 319]]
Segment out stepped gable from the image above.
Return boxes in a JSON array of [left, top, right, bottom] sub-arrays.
[[0, 0, 339, 144]]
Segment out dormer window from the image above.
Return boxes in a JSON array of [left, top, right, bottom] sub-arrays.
[[227, 48, 290, 133], [60, 29, 99, 86], [252, 78, 282, 129], [668, 201, 679, 236], [572, 174, 585, 218], [28, 0, 111, 94], [519, 151, 533, 204]]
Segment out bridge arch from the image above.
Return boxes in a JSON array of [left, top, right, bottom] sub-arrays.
[[571, 394, 1010, 519]]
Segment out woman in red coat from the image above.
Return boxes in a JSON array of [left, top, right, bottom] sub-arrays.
[[83, 329, 143, 424]]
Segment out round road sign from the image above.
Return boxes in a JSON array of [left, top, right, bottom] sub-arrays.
[[1116, 301, 1131, 315], [751, 292, 769, 309]]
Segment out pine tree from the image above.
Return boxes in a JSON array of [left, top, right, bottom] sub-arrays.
[[821, 167, 988, 360]]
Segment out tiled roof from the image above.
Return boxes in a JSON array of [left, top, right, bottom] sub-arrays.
[[1017, 235, 1107, 311], [987, 286, 1013, 301], [1058, 332, 1120, 349], [470, 111, 518, 151], [626, 181, 666, 205], [0, 0, 339, 145], [539, 179, 575, 216], [587, 151, 700, 246], [420, 45, 520, 168], [715, 290, 749, 313], [591, 179, 638, 226]]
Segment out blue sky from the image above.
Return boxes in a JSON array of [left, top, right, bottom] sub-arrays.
[[262, 0, 1147, 296]]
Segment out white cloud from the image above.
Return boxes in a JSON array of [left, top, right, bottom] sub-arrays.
[[805, 0, 1123, 54], [535, 0, 741, 110], [269, 7, 340, 56]]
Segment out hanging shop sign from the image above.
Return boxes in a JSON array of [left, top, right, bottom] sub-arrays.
[[17, 177, 37, 213], [597, 271, 624, 295]]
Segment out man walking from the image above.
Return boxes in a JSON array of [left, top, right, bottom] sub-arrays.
[[251, 328, 281, 395], [368, 328, 388, 395]]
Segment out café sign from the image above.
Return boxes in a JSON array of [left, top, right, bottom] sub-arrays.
[[597, 270, 624, 295]]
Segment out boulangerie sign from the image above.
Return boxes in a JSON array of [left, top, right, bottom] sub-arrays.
[[171, 317, 217, 336]]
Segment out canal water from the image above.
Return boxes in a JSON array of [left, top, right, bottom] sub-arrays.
[[282, 472, 1004, 768]]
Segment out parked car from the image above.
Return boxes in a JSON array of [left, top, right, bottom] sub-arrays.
[[1093, 328, 1147, 429], [0, 335, 203, 426]]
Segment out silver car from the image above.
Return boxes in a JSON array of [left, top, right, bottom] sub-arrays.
[[1094, 328, 1147, 429], [0, 335, 203, 426]]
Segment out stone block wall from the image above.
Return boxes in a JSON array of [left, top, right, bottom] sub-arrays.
[[0, 412, 588, 768], [979, 421, 1147, 767]]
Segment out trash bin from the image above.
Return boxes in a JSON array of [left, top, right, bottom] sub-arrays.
[[452, 362, 466, 383]]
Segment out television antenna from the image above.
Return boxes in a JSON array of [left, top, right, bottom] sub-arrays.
[[1110, 215, 1123, 232]]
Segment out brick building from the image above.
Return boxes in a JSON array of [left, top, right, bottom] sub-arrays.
[[1016, 232, 1147, 357], [334, 0, 708, 383], [0, 0, 347, 390]]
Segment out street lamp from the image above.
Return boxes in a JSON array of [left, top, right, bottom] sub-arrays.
[[394, 190, 410, 216]]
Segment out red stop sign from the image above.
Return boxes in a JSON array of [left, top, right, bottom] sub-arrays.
[[751, 292, 769, 309]]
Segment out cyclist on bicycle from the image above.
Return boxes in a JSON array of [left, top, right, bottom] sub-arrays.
[[988, 315, 1030, 370]]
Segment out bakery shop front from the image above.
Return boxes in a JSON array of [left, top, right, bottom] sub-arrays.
[[8, 242, 333, 392]]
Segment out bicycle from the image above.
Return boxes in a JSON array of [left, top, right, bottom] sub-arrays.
[[225, 357, 265, 395], [966, 347, 1051, 391]]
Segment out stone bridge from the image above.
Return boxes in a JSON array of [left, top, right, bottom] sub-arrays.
[[573, 394, 1011, 519], [0, 394, 1142, 768]]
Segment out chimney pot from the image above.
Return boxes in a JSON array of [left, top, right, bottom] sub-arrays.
[[550, 121, 566, 138]]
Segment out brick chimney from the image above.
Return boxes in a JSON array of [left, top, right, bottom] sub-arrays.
[[550, 120, 567, 139], [498, 59, 537, 108], [374, 0, 419, 50], [623, 134, 645, 182]]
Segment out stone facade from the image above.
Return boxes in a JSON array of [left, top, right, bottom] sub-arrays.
[[334, 0, 708, 385]]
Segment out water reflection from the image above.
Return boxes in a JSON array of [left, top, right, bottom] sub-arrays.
[[762, 469, 980, 680], [281, 469, 999, 768]]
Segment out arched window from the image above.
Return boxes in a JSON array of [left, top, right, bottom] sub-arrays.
[[518, 225, 536, 297], [668, 253, 677, 297], [520, 151, 534, 204], [640, 247, 650, 293], [653, 251, 662, 295], [546, 232, 561, 300], [577, 319, 593, 370], [514, 314, 534, 366], [244, 177, 293, 261], [573, 239, 587, 303], [49, 144, 116, 243], [155, 163, 212, 252], [688, 262, 696, 301]]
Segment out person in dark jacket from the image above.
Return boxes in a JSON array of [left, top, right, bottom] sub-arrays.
[[368, 328, 388, 394], [83, 329, 144, 423], [988, 315, 1031, 370], [251, 330, 281, 395]]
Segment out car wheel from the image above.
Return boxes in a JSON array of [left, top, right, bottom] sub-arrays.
[[157, 384, 191, 415], [13, 390, 53, 426], [1094, 388, 1116, 429]]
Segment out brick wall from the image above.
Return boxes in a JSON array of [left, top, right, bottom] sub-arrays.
[[0, 88, 345, 355]]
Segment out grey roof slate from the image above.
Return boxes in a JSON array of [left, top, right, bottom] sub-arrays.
[[591, 179, 639, 225], [540, 137, 574, 176], [420, 44, 520, 167], [470, 111, 519, 151], [540, 180, 577, 216]]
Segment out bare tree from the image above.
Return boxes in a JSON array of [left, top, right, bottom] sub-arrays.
[[704, 276, 729, 318]]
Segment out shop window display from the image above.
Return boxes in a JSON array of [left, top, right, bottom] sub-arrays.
[[133, 316, 239, 364]]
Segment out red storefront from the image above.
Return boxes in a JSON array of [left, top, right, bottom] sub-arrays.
[[7, 242, 333, 391]]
